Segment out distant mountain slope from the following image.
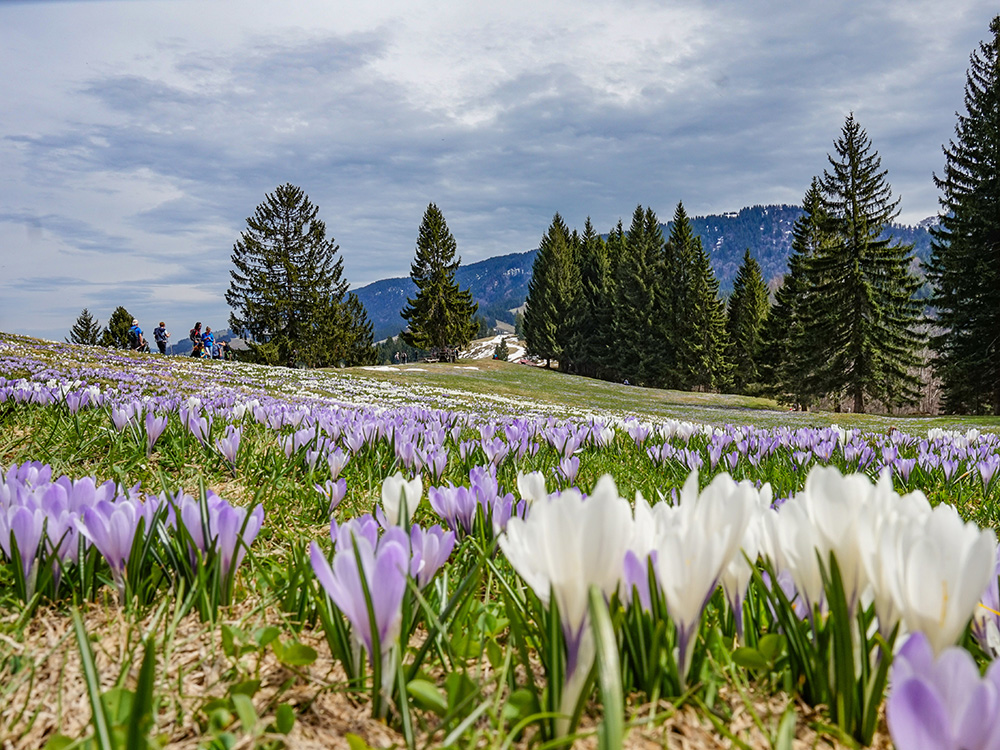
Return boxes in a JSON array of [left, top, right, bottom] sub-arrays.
[[355, 205, 935, 342], [356, 251, 536, 341]]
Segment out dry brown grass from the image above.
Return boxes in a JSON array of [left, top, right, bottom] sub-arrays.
[[0, 599, 892, 750]]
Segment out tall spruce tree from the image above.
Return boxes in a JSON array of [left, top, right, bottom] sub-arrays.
[[524, 214, 578, 368], [928, 15, 1000, 414], [759, 179, 831, 408], [667, 203, 728, 390], [682, 240, 730, 391], [725, 249, 769, 393], [68, 308, 102, 345], [569, 218, 614, 379], [100, 306, 134, 349], [613, 206, 665, 385], [805, 115, 924, 413], [401, 203, 478, 353], [227, 184, 367, 368]]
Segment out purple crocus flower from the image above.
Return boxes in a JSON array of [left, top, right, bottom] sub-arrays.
[[623, 549, 655, 612], [887, 631, 1000, 750], [557, 455, 580, 484], [408, 523, 456, 587], [215, 425, 242, 467], [326, 448, 350, 480], [980, 455, 1000, 491], [214, 502, 264, 577], [329, 515, 380, 554], [310, 528, 409, 663], [894, 457, 917, 484], [110, 406, 133, 433], [0, 505, 44, 579], [76, 499, 147, 599], [145, 411, 168, 456], [428, 484, 478, 535], [65, 390, 90, 415], [316, 478, 347, 515]]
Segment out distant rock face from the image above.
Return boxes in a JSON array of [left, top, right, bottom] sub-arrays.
[[354, 205, 934, 341]]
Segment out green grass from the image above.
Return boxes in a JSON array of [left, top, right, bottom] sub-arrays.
[[346, 357, 1000, 432]]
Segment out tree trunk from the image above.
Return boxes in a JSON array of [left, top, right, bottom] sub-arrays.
[[853, 387, 865, 414]]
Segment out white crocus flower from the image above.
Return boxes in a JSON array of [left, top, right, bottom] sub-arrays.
[[652, 471, 756, 684], [719, 482, 773, 639], [798, 466, 873, 613], [856, 472, 932, 635], [888, 502, 996, 655], [380, 472, 423, 526], [499, 474, 633, 737], [515, 470, 548, 504], [767, 499, 825, 617]]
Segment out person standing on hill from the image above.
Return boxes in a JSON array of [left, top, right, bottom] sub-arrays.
[[127, 319, 147, 352], [153, 322, 170, 355], [202, 326, 216, 358], [189, 322, 203, 357]]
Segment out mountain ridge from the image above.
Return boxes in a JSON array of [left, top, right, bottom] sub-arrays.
[[355, 204, 935, 342]]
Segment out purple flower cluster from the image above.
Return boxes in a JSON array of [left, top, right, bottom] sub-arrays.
[[0, 461, 263, 602], [310, 514, 455, 662]]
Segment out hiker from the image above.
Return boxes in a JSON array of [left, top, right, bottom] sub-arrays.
[[189, 322, 203, 357], [127, 319, 148, 352], [153, 322, 170, 355], [202, 327, 216, 358]]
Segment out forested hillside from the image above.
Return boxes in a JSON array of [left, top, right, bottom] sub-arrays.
[[355, 205, 934, 341]]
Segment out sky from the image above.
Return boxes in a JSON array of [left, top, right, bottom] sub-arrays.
[[1, 0, 996, 342]]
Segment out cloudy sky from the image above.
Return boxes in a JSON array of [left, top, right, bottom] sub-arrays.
[[1, 0, 995, 342]]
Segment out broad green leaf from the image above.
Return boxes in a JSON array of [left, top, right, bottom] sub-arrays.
[[275, 703, 296, 735], [273, 640, 317, 666], [229, 679, 261, 698], [758, 633, 785, 664], [407, 679, 448, 716], [231, 693, 258, 733], [253, 626, 280, 649], [346, 733, 375, 750], [732, 647, 769, 672]]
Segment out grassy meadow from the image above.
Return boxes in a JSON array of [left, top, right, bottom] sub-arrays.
[[1, 331, 999, 750]]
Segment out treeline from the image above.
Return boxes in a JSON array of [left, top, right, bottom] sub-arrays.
[[525, 114, 928, 414], [522, 202, 769, 395]]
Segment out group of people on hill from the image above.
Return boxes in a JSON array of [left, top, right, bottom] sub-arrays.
[[125, 319, 232, 359], [188, 321, 232, 359]]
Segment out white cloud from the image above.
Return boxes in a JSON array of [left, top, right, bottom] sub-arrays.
[[1, 0, 997, 340]]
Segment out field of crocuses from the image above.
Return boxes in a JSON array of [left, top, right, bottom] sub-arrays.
[[3, 331, 1000, 749]]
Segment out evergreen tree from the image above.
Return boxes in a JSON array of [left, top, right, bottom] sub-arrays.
[[227, 184, 368, 368], [614, 206, 665, 385], [928, 15, 1000, 414], [725, 249, 770, 393], [681, 239, 730, 391], [340, 292, 378, 366], [806, 115, 924, 413], [401, 203, 478, 352], [759, 179, 831, 408], [600, 221, 626, 380], [569, 218, 613, 379], [67, 308, 102, 346], [523, 214, 578, 368], [100, 306, 134, 349], [660, 203, 697, 388], [665, 203, 728, 390]]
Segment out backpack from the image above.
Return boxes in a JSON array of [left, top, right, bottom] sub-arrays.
[[128, 326, 141, 348]]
